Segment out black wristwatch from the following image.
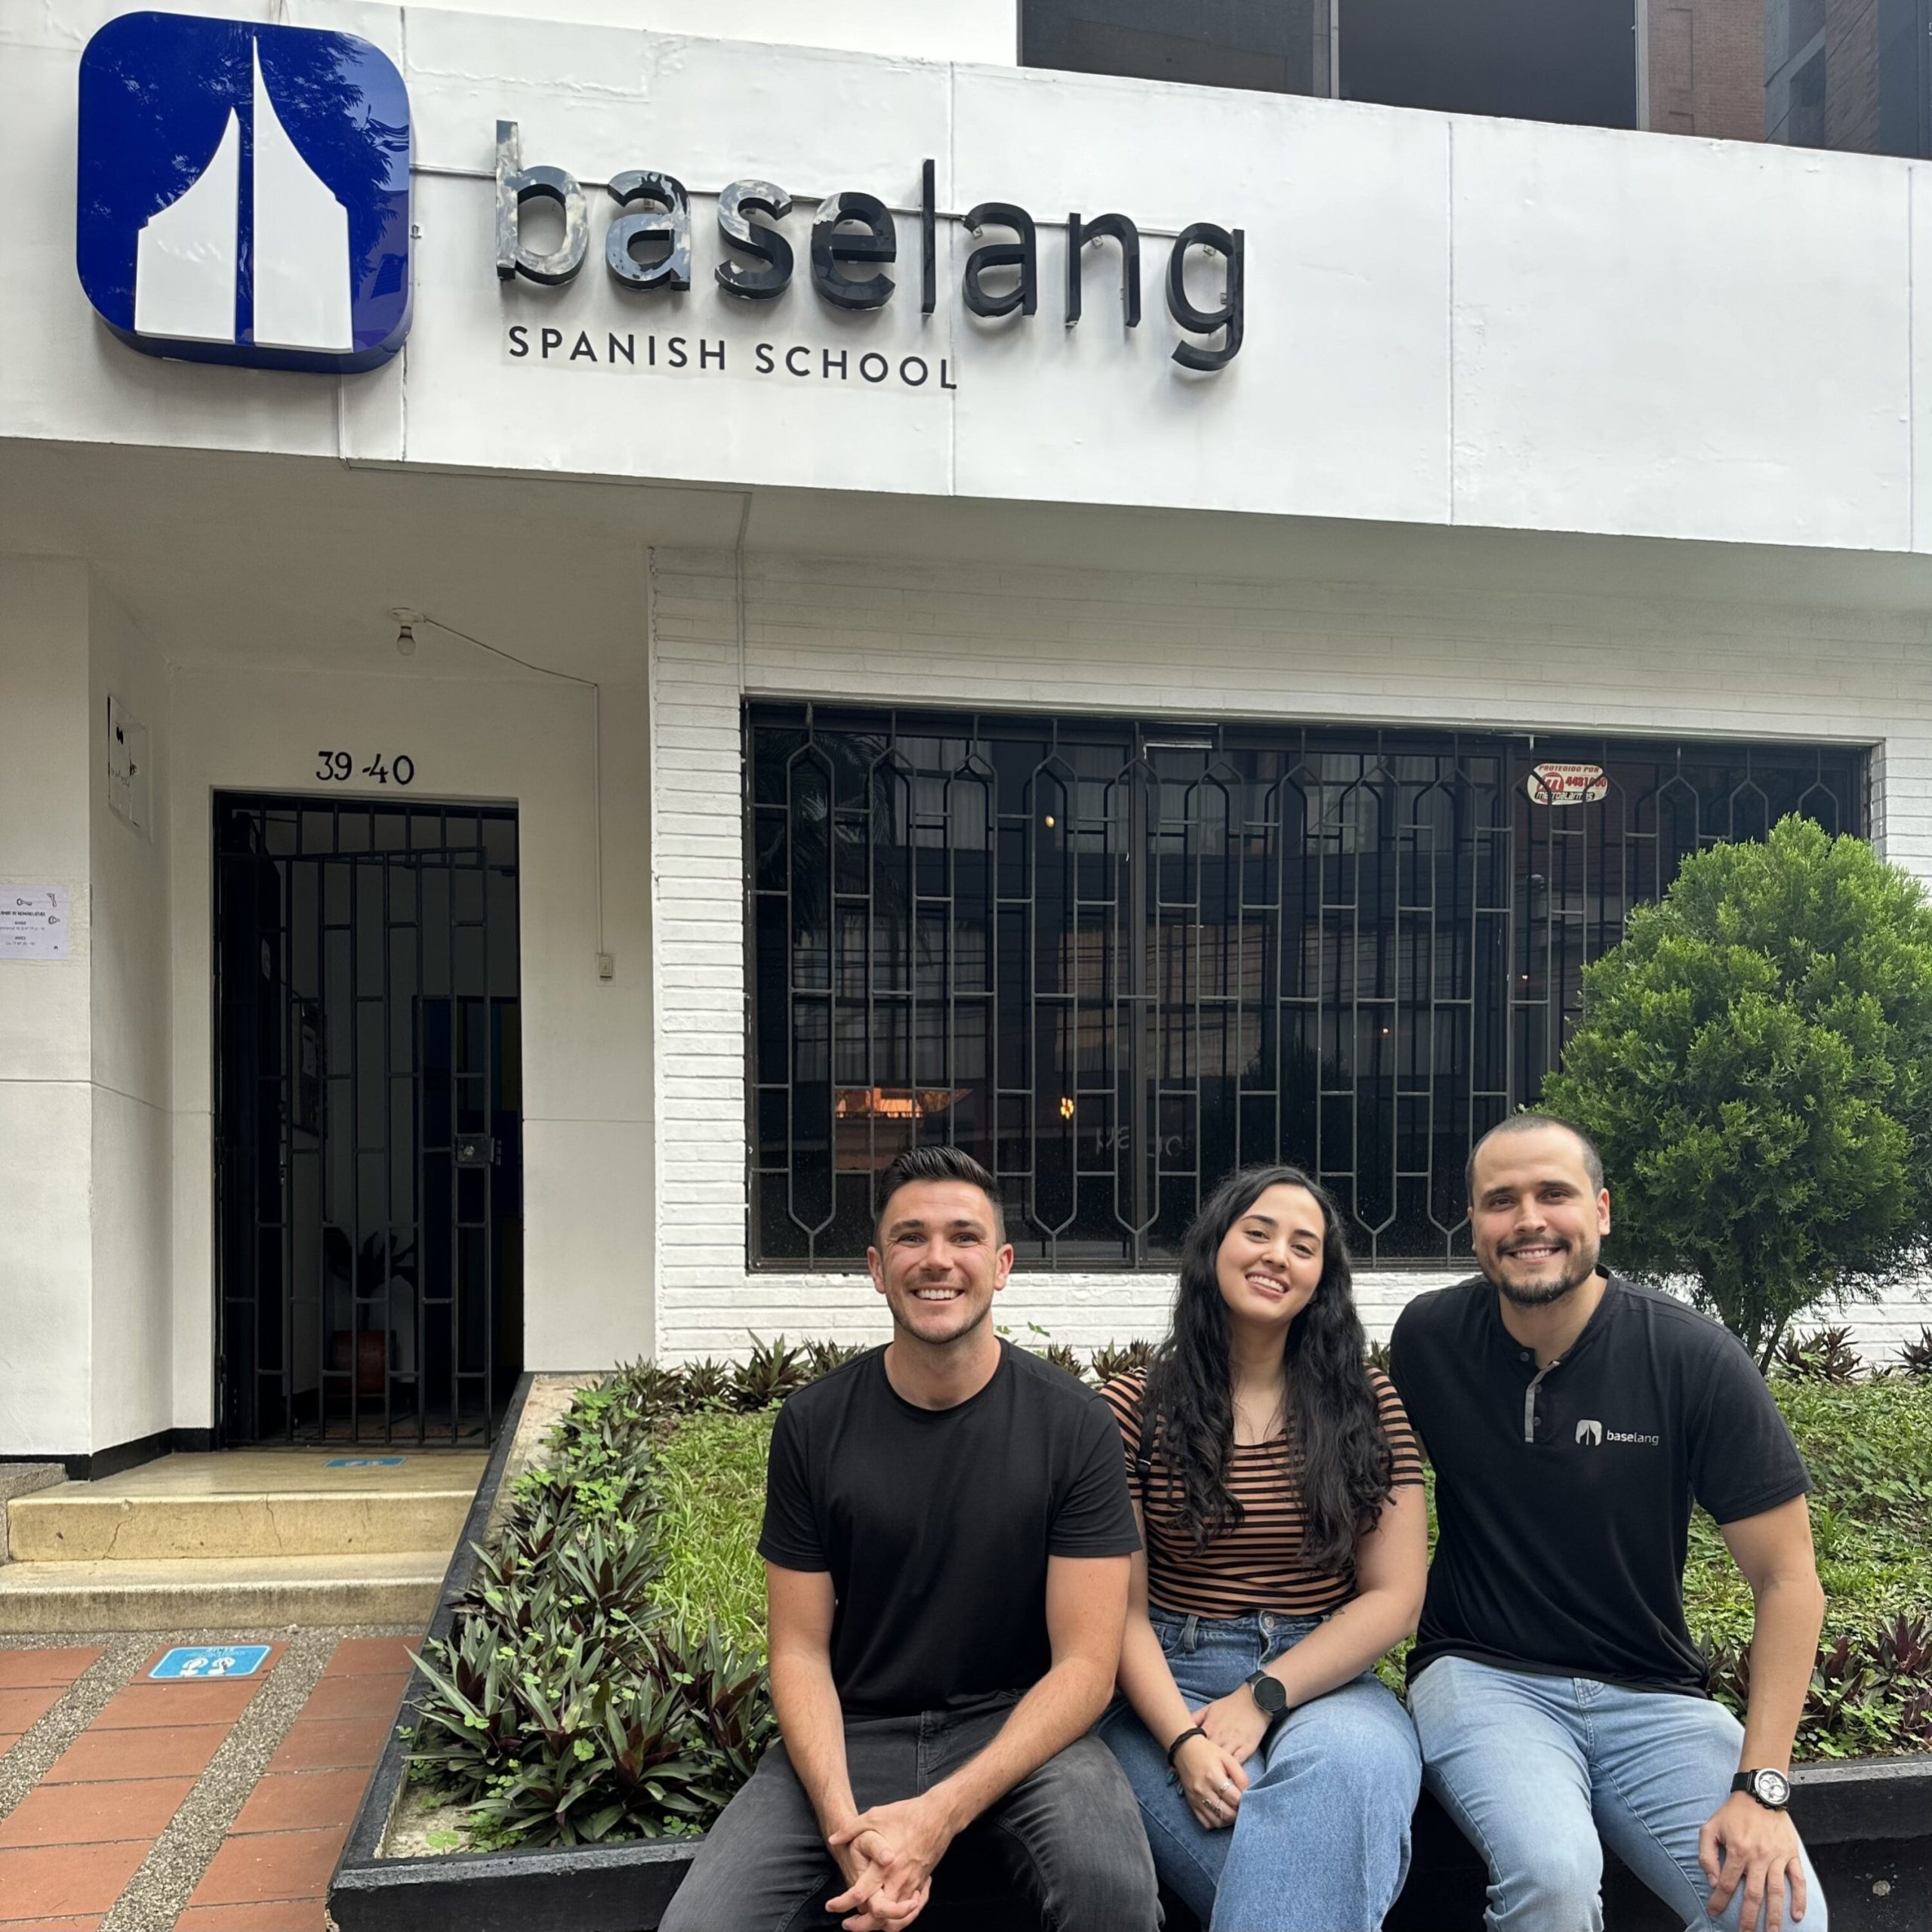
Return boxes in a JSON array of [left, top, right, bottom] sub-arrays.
[[1732, 1769, 1792, 1811], [1243, 1669, 1288, 1719]]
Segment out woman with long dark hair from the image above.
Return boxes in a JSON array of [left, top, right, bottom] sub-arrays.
[[1097, 1165, 1428, 1931]]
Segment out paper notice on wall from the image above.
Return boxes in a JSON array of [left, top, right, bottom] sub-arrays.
[[0, 887, 71, 960]]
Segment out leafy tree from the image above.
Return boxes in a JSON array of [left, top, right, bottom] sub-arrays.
[[1540, 815, 1932, 1363]]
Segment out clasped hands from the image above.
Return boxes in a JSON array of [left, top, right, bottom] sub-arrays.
[[824, 1790, 957, 1932], [1172, 1686, 1271, 1833], [819, 1687, 1276, 1926]]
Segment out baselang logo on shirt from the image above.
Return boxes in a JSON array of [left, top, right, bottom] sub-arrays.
[[75, 11, 411, 373], [1575, 1419, 1662, 1447]]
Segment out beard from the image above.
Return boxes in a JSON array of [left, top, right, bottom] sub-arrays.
[[889, 1286, 992, 1348], [1490, 1239, 1600, 1308]]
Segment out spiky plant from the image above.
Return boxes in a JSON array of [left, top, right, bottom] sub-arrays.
[[803, 1337, 869, 1381], [605, 1360, 693, 1424], [1775, 1326, 1865, 1385], [677, 1358, 733, 1410], [1089, 1339, 1156, 1384], [729, 1335, 811, 1410], [1899, 1327, 1932, 1379], [1036, 1341, 1089, 1382]]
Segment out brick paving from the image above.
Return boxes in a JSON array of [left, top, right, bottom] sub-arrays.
[[0, 1631, 420, 1931], [0, 1650, 103, 1764]]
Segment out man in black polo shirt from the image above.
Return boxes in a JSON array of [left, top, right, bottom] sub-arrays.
[[1390, 1115, 1828, 1932], [659, 1146, 1157, 1932]]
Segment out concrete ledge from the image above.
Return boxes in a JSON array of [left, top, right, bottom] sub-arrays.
[[331, 1784, 1932, 1932], [328, 1786, 1932, 1932]]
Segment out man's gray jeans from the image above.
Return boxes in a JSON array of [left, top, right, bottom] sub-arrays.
[[658, 1691, 1160, 1932]]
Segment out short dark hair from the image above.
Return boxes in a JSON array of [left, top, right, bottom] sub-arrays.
[[1465, 1113, 1605, 1201], [873, 1145, 1006, 1243]]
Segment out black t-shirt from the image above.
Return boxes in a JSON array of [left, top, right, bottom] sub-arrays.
[[1389, 1273, 1811, 1696], [756, 1340, 1142, 1718]]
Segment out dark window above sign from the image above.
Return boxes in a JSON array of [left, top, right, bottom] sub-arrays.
[[1020, 0, 1330, 97], [1340, 0, 1636, 130], [1021, 0, 1932, 158], [1018, 0, 1627, 122]]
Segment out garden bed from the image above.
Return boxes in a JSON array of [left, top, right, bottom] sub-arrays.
[[332, 1334, 1932, 1932]]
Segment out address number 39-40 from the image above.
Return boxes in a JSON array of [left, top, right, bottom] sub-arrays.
[[316, 751, 415, 786]]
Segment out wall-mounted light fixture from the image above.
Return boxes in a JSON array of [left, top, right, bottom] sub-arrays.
[[390, 606, 424, 656]]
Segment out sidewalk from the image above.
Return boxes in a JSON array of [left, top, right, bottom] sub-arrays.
[[0, 1628, 419, 1930]]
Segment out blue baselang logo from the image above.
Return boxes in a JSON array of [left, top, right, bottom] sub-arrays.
[[77, 11, 411, 374]]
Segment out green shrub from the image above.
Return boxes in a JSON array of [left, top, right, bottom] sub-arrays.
[[1685, 1372, 1932, 1755], [1707, 1617, 1932, 1761], [405, 1371, 774, 1846], [1541, 816, 1932, 1363]]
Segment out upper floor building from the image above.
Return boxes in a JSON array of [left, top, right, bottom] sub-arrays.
[[4, 0, 1931, 558]]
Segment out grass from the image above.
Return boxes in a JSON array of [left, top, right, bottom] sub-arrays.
[[650, 1373, 1932, 1759], [1682, 1377, 1932, 1656], [650, 1407, 778, 1652]]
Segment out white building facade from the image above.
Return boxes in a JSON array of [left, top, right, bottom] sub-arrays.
[[6, 0, 1932, 1469]]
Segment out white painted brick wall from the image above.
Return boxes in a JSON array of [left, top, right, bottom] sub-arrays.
[[649, 545, 1932, 1361]]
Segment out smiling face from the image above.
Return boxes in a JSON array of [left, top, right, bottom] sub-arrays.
[[1214, 1182, 1328, 1335], [867, 1178, 1013, 1350], [1469, 1123, 1611, 1308]]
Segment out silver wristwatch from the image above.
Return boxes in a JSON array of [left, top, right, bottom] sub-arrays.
[[1731, 1768, 1792, 1811]]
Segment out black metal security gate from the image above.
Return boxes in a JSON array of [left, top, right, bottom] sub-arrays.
[[747, 705, 1866, 1270], [214, 795, 524, 1445]]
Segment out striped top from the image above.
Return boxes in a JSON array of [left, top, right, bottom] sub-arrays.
[[1102, 1369, 1425, 1619]]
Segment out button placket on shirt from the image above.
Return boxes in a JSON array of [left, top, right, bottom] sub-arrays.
[[1521, 1353, 1565, 1444]]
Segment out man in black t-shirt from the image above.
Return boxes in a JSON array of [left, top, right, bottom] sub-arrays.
[[660, 1147, 1156, 1932], [1391, 1115, 1829, 1932]]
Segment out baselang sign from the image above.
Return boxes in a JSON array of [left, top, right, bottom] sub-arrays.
[[72, 12, 1246, 380], [495, 131, 1247, 373]]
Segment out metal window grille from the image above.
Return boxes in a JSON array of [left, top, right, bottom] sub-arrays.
[[214, 795, 523, 1445], [747, 704, 1866, 1270]]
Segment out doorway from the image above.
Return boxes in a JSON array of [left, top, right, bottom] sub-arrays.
[[214, 795, 524, 1445]]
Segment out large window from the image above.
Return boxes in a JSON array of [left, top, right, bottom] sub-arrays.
[[747, 705, 1863, 1271]]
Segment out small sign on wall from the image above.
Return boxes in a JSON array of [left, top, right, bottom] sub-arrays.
[[1525, 763, 1610, 807], [0, 886, 71, 960]]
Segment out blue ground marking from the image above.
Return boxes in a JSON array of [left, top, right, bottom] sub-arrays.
[[324, 1456, 407, 1467], [149, 1644, 273, 1680]]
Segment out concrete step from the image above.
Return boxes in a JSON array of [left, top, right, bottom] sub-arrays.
[[9, 1485, 475, 1562], [0, 1549, 448, 1632], [7, 1449, 487, 1562]]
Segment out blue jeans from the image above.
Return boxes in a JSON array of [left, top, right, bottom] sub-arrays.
[[1098, 1608, 1422, 1932], [1409, 1655, 1829, 1932], [661, 1691, 1157, 1932]]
